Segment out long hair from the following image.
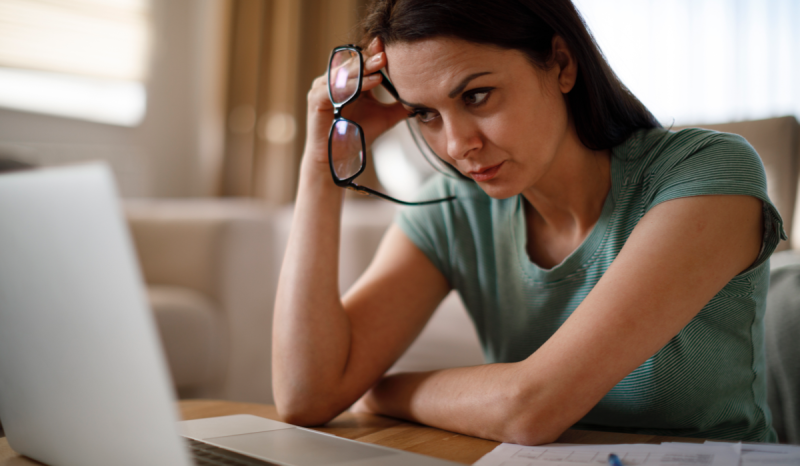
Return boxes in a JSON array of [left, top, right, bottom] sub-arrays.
[[360, 0, 660, 152]]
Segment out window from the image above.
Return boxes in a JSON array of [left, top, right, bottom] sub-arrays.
[[574, 0, 800, 125], [0, 0, 152, 126]]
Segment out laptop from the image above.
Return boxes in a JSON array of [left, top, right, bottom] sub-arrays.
[[0, 163, 460, 466]]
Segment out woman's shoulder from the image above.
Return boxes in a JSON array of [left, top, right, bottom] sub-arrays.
[[613, 126, 757, 163], [613, 126, 763, 183]]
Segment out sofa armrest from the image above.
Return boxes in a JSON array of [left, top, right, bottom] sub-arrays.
[[125, 199, 277, 403]]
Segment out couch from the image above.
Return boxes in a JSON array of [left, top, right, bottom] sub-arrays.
[[126, 116, 799, 442], [125, 200, 277, 403]]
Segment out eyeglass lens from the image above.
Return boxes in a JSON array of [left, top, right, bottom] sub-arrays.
[[331, 120, 364, 180], [329, 50, 361, 105], [326, 45, 456, 206]]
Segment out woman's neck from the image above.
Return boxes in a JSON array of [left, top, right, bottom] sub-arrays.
[[521, 130, 612, 268]]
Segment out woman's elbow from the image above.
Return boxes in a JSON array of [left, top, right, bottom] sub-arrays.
[[503, 424, 563, 446], [497, 386, 570, 445], [501, 411, 564, 446], [279, 410, 336, 427], [274, 391, 347, 427]]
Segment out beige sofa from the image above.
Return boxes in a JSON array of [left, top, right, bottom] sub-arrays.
[[126, 117, 799, 428], [125, 200, 277, 403]]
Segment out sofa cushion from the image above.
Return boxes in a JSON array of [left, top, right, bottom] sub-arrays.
[[147, 285, 224, 396], [135, 221, 222, 299], [127, 199, 274, 302]]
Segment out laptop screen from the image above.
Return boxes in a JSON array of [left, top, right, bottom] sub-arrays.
[[0, 163, 193, 466]]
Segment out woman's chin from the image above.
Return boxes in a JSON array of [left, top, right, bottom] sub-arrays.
[[476, 181, 520, 200]]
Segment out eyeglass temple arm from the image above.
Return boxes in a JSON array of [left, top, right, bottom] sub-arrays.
[[360, 71, 454, 206], [378, 70, 400, 100], [347, 182, 455, 206]]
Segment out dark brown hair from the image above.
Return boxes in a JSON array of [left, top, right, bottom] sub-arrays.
[[360, 0, 660, 151]]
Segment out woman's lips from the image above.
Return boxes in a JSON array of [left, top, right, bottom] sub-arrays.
[[469, 162, 504, 182]]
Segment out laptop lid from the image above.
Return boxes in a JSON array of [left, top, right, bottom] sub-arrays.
[[0, 162, 463, 466], [0, 163, 193, 466]]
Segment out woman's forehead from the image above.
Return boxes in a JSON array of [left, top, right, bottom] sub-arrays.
[[385, 38, 526, 100]]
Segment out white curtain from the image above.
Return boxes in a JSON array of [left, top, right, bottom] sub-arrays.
[[573, 0, 800, 126]]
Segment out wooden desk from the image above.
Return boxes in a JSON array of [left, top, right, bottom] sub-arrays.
[[0, 399, 704, 465]]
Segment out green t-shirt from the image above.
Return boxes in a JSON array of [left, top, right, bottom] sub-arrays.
[[396, 128, 786, 442]]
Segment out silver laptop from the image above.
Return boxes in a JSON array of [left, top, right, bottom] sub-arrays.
[[0, 163, 460, 466]]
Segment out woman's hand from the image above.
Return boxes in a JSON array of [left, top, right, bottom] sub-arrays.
[[303, 38, 408, 172]]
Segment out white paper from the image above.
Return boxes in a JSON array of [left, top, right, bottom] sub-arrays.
[[663, 442, 742, 455], [473, 442, 741, 466], [704, 441, 800, 456], [740, 452, 800, 466]]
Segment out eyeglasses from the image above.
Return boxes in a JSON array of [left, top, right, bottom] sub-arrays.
[[327, 44, 456, 206]]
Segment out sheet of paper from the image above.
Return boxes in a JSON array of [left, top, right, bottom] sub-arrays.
[[667, 440, 800, 465], [740, 452, 800, 466], [666, 440, 800, 456], [720, 442, 800, 466], [704, 441, 800, 456], [663, 442, 742, 455], [473, 442, 741, 466]]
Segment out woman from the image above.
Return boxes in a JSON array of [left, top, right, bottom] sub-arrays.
[[273, 0, 784, 444]]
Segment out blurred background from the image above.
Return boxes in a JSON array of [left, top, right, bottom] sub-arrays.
[[1, 0, 799, 408], [0, 0, 377, 201], [0, 0, 797, 203]]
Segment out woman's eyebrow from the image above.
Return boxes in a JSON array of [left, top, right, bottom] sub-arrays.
[[393, 71, 492, 109], [448, 72, 491, 98], [396, 96, 424, 109]]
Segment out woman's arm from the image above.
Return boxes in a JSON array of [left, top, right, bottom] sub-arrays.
[[355, 194, 763, 445], [274, 220, 452, 424], [271, 39, 447, 425]]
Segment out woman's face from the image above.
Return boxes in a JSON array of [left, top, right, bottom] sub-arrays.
[[385, 37, 576, 200]]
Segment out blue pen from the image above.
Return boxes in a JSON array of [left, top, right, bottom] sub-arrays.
[[608, 453, 623, 466]]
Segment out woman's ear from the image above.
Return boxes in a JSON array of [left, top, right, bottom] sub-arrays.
[[552, 35, 578, 94]]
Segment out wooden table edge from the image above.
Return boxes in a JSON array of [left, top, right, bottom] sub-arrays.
[[179, 399, 707, 465]]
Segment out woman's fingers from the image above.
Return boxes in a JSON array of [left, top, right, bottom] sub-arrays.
[[359, 72, 384, 93], [366, 36, 384, 55], [364, 51, 385, 75], [308, 75, 333, 113], [363, 35, 387, 78]]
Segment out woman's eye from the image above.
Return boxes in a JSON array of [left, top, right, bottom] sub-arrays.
[[464, 89, 491, 106], [409, 109, 439, 123]]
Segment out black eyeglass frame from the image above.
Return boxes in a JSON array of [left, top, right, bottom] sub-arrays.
[[326, 44, 456, 206]]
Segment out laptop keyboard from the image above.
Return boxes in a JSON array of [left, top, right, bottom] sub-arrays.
[[188, 438, 281, 466]]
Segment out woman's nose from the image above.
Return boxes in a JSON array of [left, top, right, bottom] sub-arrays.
[[444, 117, 482, 161]]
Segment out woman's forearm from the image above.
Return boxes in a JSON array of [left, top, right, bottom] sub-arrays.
[[272, 155, 355, 424], [360, 363, 572, 445], [272, 39, 418, 426]]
